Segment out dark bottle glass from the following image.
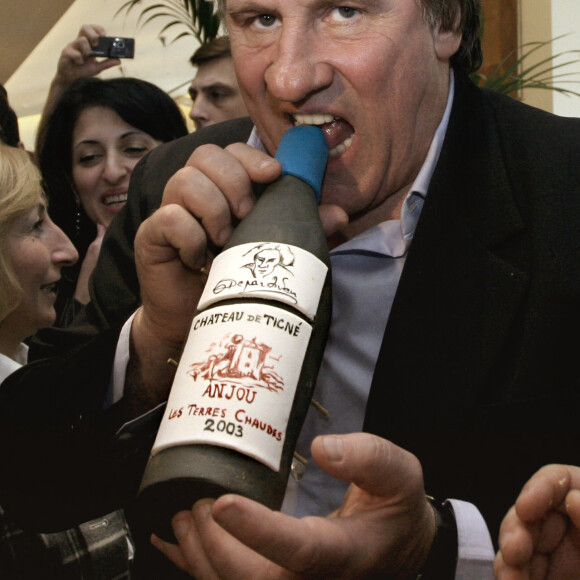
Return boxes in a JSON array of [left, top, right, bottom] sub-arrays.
[[137, 125, 331, 541]]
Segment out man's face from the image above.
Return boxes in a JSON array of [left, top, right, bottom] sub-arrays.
[[188, 55, 249, 130], [254, 248, 281, 277], [226, 0, 461, 231]]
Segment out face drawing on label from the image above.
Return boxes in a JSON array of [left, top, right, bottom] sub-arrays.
[[242, 243, 295, 280], [187, 333, 285, 393]]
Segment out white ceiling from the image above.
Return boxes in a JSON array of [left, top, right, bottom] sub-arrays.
[[4, 0, 203, 149]]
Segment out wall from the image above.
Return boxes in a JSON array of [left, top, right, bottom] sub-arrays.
[[551, 0, 580, 117], [520, 0, 580, 117]]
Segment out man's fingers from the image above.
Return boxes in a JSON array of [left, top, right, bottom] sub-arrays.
[[151, 532, 195, 576], [566, 488, 580, 528], [498, 505, 535, 566], [535, 511, 568, 554], [223, 141, 283, 186], [136, 204, 208, 271], [151, 510, 220, 579], [160, 144, 280, 250], [190, 498, 294, 579], [311, 433, 425, 500], [134, 205, 209, 344], [516, 465, 578, 522], [211, 494, 354, 577], [168, 143, 280, 214], [211, 433, 432, 579], [497, 506, 566, 567], [493, 549, 528, 580], [150, 435, 435, 579]]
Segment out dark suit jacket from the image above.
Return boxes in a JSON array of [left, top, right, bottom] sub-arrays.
[[1, 70, 580, 556], [365, 71, 580, 539]]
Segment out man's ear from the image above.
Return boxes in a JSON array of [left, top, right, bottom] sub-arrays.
[[433, 10, 463, 60], [434, 28, 463, 60]]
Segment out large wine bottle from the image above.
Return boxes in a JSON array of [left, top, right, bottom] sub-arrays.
[[137, 125, 332, 541]]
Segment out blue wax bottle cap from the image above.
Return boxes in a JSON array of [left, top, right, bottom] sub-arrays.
[[275, 125, 329, 203]]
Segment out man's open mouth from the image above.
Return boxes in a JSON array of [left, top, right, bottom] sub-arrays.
[[292, 113, 354, 158]]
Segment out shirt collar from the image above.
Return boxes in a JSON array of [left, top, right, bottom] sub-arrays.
[[411, 69, 455, 197], [0, 343, 28, 384], [248, 127, 267, 152]]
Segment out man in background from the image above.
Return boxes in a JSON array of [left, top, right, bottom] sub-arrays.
[[188, 36, 248, 130]]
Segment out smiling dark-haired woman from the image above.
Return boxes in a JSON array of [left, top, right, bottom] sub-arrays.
[[37, 75, 188, 326]]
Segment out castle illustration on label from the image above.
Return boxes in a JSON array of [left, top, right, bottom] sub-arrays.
[[187, 333, 285, 394]]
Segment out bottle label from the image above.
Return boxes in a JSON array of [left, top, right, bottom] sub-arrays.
[[151, 302, 312, 471], [198, 242, 327, 320]]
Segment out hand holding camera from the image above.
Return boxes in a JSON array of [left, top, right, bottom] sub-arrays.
[[52, 25, 126, 92], [40, 25, 132, 149]]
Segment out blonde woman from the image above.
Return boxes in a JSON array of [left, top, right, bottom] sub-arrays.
[[0, 143, 134, 578], [0, 143, 78, 370]]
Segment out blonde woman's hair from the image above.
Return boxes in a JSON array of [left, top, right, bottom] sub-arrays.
[[0, 143, 45, 321]]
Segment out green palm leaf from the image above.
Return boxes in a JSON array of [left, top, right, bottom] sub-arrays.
[[471, 36, 580, 98], [115, 0, 220, 45]]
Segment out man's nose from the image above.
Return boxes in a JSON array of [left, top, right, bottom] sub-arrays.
[[190, 95, 210, 129], [264, 27, 333, 103]]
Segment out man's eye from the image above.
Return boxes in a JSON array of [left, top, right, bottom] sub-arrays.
[[32, 219, 45, 233], [256, 13, 277, 28], [334, 6, 359, 20]]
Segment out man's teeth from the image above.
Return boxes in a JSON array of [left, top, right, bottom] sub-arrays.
[[41, 282, 57, 294], [294, 113, 335, 126], [293, 113, 354, 157], [328, 135, 354, 158], [104, 193, 128, 207]]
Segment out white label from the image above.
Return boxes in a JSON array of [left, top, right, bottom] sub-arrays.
[[151, 303, 312, 471], [198, 242, 327, 320]]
